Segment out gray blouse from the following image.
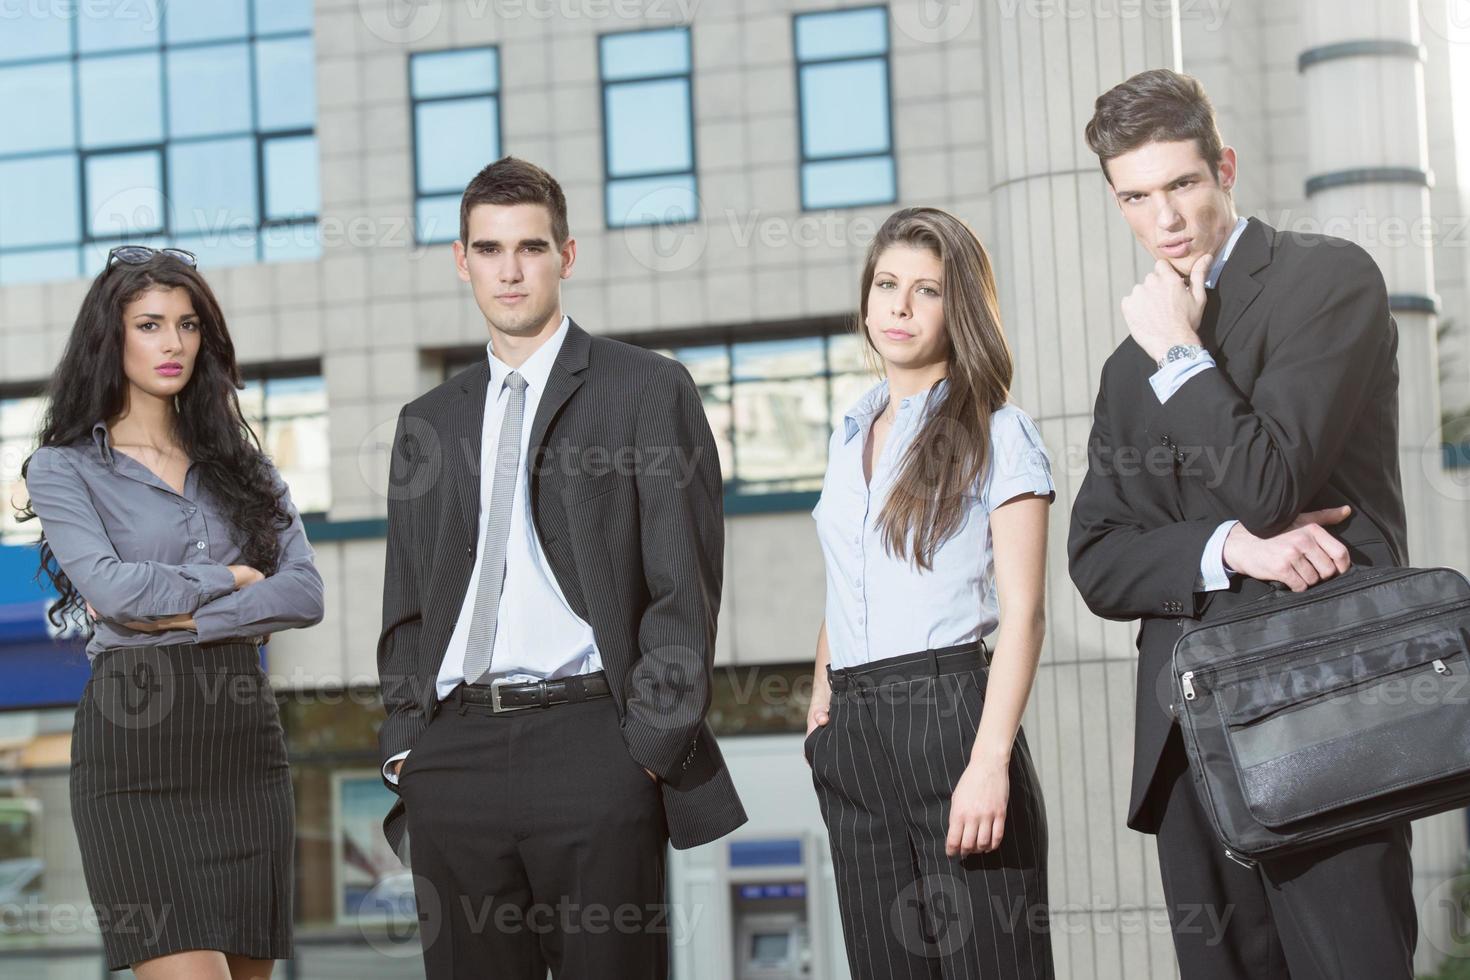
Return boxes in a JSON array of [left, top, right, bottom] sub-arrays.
[[23, 421, 325, 660]]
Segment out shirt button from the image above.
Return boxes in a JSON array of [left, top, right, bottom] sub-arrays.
[[196, 541, 206, 550]]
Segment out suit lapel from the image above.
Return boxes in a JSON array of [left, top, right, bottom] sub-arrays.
[[451, 359, 491, 537], [450, 319, 593, 537], [527, 319, 591, 467], [1210, 217, 1274, 349]]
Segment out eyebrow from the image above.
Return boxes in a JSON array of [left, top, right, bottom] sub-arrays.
[[131, 312, 197, 320], [874, 270, 942, 286], [469, 238, 551, 250], [1114, 170, 1206, 198]]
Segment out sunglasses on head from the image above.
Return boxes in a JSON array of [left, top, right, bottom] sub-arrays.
[[106, 245, 199, 269]]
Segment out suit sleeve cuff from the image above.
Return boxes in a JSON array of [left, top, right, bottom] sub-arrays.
[[383, 750, 410, 784], [1196, 519, 1239, 592], [1149, 353, 1217, 404]]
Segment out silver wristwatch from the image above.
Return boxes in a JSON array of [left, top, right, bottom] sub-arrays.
[[1157, 344, 1207, 370]]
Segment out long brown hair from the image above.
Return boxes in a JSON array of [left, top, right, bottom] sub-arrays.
[[17, 254, 290, 632], [857, 207, 1014, 571]]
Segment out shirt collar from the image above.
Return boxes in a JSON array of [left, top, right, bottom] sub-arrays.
[[1204, 216, 1249, 289], [486, 314, 570, 399], [841, 376, 948, 444], [90, 421, 116, 467]]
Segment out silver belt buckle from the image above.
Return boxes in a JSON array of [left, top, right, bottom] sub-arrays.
[[489, 677, 534, 713]]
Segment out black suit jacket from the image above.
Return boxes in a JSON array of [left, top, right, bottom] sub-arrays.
[[1068, 218, 1408, 833], [376, 318, 747, 858]]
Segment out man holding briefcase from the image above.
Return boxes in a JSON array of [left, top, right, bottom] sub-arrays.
[[1068, 69, 1416, 978]]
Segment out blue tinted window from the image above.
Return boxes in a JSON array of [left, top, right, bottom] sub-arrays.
[[0, 2, 317, 284], [416, 194, 462, 245], [169, 138, 258, 235], [0, 62, 75, 155], [606, 175, 698, 229], [605, 79, 692, 177], [793, 7, 887, 61], [415, 98, 500, 195], [263, 136, 320, 220], [260, 221, 321, 262], [255, 37, 315, 132], [599, 29, 695, 230], [794, 7, 894, 210], [171, 231, 259, 269], [600, 28, 690, 80], [79, 52, 164, 149], [0, 155, 80, 248], [0, 248, 79, 283], [411, 49, 500, 98], [167, 44, 253, 138], [254, 0, 315, 34], [0, 13, 71, 63], [165, 0, 249, 44], [802, 157, 895, 209], [77, 0, 163, 53], [409, 47, 500, 245], [85, 151, 165, 238], [799, 61, 890, 158]]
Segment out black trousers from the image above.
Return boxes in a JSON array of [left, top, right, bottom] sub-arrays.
[[397, 688, 670, 979], [1151, 726, 1416, 979], [809, 642, 1054, 979]]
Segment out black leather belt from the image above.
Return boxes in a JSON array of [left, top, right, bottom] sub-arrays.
[[451, 670, 612, 713]]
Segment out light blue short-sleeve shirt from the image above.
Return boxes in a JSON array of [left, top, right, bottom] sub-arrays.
[[813, 377, 1055, 669]]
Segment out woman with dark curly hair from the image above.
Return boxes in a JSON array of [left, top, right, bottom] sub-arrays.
[[16, 246, 324, 980]]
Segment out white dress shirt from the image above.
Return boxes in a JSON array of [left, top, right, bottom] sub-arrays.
[[812, 378, 1056, 669], [1146, 216, 1249, 595], [385, 315, 602, 782]]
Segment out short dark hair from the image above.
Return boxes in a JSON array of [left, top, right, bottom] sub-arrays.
[[1084, 69, 1224, 185], [458, 156, 569, 246]]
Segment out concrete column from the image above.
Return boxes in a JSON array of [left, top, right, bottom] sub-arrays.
[[1299, 3, 1463, 974], [981, 3, 1182, 977]]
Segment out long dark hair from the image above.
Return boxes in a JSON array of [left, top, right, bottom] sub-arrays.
[[857, 207, 1015, 572], [16, 254, 290, 631]]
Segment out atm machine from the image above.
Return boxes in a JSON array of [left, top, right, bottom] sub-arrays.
[[727, 838, 814, 979], [665, 734, 849, 979]]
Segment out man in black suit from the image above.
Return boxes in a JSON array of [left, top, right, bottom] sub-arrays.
[[1068, 70, 1415, 978], [375, 156, 746, 978]]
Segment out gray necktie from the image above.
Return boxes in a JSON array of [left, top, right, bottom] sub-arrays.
[[463, 370, 527, 686]]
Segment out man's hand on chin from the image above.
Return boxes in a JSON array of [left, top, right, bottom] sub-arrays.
[[1122, 253, 1213, 362]]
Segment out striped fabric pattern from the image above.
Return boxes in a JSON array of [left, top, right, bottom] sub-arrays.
[[809, 655, 1054, 979], [70, 641, 294, 971]]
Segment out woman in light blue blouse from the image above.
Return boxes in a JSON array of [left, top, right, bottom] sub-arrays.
[[805, 208, 1056, 979], [18, 247, 323, 978]]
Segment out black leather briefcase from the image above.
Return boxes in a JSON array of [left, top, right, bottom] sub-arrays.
[[1171, 564, 1470, 864]]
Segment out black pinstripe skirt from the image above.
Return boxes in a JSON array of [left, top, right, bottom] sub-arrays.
[[70, 641, 294, 971], [807, 641, 1054, 980]]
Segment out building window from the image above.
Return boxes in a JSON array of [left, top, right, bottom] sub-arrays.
[[0, 0, 319, 286], [1, 392, 47, 542], [653, 331, 875, 496], [793, 6, 896, 210], [410, 47, 501, 246], [238, 367, 330, 516], [599, 27, 697, 228]]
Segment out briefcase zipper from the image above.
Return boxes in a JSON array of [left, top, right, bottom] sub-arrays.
[[1187, 596, 1470, 682], [1182, 671, 1196, 701]]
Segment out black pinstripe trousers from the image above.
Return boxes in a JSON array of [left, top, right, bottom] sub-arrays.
[[807, 641, 1054, 980], [70, 641, 294, 971]]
